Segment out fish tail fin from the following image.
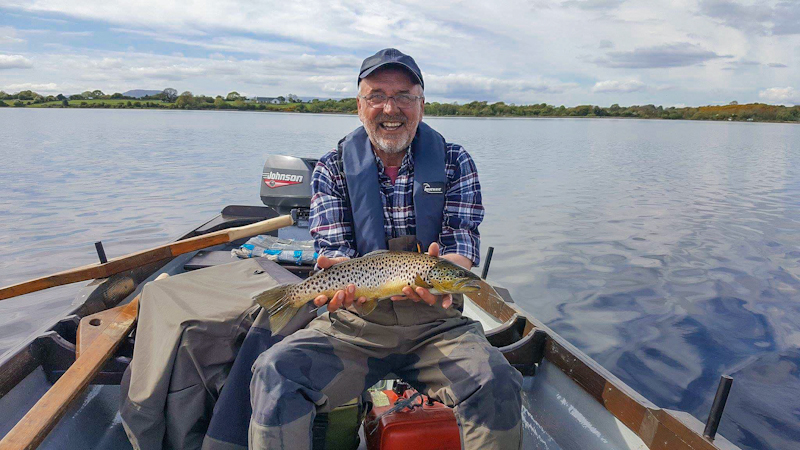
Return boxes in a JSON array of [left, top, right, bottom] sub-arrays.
[[269, 304, 302, 333], [253, 283, 294, 310], [253, 284, 300, 332]]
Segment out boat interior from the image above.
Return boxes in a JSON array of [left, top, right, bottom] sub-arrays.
[[0, 153, 742, 449]]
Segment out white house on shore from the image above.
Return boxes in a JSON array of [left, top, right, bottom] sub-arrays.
[[251, 97, 281, 104]]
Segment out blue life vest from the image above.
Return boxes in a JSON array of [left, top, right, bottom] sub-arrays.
[[338, 121, 447, 254]]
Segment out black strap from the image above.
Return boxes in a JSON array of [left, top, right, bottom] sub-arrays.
[[366, 392, 423, 434]]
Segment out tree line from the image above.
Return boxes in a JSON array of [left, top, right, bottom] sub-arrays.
[[1, 88, 798, 122], [423, 101, 800, 122]]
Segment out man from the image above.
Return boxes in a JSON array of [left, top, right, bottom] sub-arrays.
[[249, 49, 522, 450]]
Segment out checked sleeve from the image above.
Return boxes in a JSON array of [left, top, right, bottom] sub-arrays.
[[309, 151, 358, 259], [439, 145, 484, 267]]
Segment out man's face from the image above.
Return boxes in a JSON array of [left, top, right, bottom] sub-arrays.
[[357, 67, 424, 155]]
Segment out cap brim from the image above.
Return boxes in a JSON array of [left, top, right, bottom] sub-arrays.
[[359, 62, 423, 88]]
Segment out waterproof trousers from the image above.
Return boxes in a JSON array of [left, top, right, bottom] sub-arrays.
[[249, 308, 523, 450]]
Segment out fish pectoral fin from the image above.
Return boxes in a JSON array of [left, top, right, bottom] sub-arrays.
[[414, 275, 432, 289], [358, 298, 379, 316]]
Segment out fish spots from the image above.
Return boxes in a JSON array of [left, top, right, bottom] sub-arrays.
[[291, 251, 449, 303]]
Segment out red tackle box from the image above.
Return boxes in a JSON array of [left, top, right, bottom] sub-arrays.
[[364, 389, 461, 450]]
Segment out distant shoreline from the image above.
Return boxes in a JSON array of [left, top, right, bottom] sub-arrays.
[[1, 97, 798, 124]]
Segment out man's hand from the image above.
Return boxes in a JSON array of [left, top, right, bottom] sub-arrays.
[[389, 242, 472, 309], [312, 255, 368, 312]]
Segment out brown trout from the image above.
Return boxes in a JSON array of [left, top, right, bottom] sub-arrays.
[[253, 250, 482, 331]]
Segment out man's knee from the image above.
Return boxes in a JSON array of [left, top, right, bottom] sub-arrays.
[[456, 352, 523, 431], [250, 338, 343, 426], [251, 347, 294, 398]]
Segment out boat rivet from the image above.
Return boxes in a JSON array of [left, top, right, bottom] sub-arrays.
[[89, 318, 101, 326]]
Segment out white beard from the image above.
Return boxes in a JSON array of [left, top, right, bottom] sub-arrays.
[[372, 133, 411, 154]]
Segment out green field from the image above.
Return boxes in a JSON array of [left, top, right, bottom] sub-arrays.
[[26, 99, 171, 108], [3, 98, 308, 110], [0, 99, 160, 108]]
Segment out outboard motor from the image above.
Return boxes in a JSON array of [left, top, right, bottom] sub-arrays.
[[260, 155, 317, 240]]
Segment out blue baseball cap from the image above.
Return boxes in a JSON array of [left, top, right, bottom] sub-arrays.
[[358, 48, 424, 89]]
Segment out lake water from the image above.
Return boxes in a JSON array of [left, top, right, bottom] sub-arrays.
[[1, 109, 799, 449]]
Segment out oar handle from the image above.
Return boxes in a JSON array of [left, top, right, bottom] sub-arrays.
[[227, 215, 294, 241], [0, 214, 295, 301]]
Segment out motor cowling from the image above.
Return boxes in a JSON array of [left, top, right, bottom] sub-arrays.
[[260, 155, 317, 216]]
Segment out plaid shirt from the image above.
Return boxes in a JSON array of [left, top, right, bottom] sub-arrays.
[[310, 143, 484, 266]]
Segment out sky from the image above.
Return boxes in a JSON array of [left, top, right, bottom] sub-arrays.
[[0, 0, 799, 107]]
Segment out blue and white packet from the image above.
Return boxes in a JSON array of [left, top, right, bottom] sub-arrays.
[[232, 235, 317, 265]]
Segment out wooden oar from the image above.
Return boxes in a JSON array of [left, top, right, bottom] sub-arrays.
[[0, 214, 294, 301], [0, 273, 168, 450]]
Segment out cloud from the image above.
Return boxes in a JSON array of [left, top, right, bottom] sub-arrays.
[[110, 28, 313, 56], [722, 60, 790, 71], [307, 75, 353, 94], [2, 0, 471, 51], [0, 26, 26, 44], [698, 0, 773, 35], [722, 59, 764, 71], [3, 11, 69, 24], [594, 43, 731, 68], [2, 82, 59, 92], [758, 87, 800, 105], [562, 0, 625, 10], [0, 49, 365, 98], [0, 54, 33, 69], [773, 2, 800, 35], [426, 73, 577, 99], [58, 31, 93, 37], [698, 0, 800, 36], [592, 79, 645, 93], [599, 40, 614, 49]]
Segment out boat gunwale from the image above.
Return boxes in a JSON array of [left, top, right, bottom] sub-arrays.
[[469, 291, 740, 450]]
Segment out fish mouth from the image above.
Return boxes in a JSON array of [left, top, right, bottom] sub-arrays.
[[454, 279, 482, 292]]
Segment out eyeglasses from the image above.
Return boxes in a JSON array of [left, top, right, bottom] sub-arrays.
[[359, 93, 423, 108]]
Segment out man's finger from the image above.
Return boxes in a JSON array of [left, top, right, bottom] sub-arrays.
[[442, 294, 453, 309], [415, 287, 438, 306], [317, 255, 350, 269], [427, 242, 440, 257], [313, 294, 329, 307], [342, 285, 357, 308], [402, 286, 423, 302], [317, 255, 333, 269], [328, 290, 346, 312]]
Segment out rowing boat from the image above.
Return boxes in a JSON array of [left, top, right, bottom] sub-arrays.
[[0, 156, 741, 450]]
